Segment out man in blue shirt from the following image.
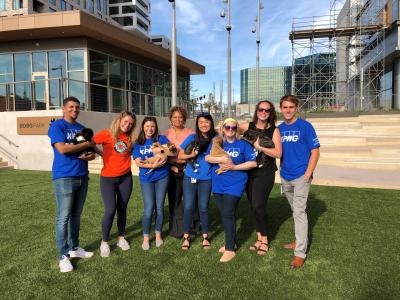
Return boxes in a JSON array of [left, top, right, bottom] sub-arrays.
[[48, 96, 96, 273], [278, 95, 320, 269]]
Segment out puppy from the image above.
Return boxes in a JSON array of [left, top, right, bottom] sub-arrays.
[[184, 140, 201, 173], [209, 136, 231, 174], [242, 129, 275, 167], [72, 128, 95, 156], [141, 142, 177, 175]]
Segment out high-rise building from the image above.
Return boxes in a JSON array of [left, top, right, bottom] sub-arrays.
[[240, 66, 292, 106], [109, 0, 151, 38], [0, 0, 151, 38]]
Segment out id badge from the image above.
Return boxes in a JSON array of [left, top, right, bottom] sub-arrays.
[[191, 177, 197, 183]]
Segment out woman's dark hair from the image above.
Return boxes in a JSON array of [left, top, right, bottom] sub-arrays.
[[195, 112, 216, 153], [252, 100, 277, 128], [168, 106, 187, 123], [137, 116, 159, 145]]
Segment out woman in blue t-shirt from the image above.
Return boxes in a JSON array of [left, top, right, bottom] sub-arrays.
[[205, 118, 257, 262], [179, 113, 216, 251], [133, 116, 174, 250]]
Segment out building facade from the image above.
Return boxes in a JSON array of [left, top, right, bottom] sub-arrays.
[[109, 0, 150, 38], [293, 53, 336, 110], [240, 66, 292, 106], [0, 11, 204, 116]]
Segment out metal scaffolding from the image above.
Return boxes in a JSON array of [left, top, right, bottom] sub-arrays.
[[290, 0, 386, 111]]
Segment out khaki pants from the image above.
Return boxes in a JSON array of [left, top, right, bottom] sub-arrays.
[[281, 175, 311, 259]]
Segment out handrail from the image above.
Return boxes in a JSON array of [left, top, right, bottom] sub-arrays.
[[0, 134, 19, 148]]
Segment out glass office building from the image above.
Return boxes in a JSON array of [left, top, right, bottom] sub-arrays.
[[240, 66, 292, 106], [0, 10, 204, 116]]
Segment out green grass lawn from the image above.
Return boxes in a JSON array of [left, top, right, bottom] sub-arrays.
[[0, 169, 399, 300]]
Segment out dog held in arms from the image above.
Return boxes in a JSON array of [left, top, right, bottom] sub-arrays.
[[184, 140, 201, 173], [72, 128, 96, 156], [241, 129, 274, 168], [209, 136, 231, 174], [141, 142, 177, 175]]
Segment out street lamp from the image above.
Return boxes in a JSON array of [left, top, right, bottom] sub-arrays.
[[252, 0, 264, 102], [168, 0, 177, 107], [220, 0, 232, 117]]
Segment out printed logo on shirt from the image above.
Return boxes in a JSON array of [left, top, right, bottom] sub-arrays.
[[114, 141, 128, 153], [139, 145, 152, 155], [66, 129, 79, 143], [313, 137, 320, 146], [281, 131, 300, 143], [225, 147, 240, 158]]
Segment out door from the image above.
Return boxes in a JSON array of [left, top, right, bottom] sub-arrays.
[[32, 72, 49, 110]]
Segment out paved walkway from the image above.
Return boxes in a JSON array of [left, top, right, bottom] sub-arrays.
[[276, 164, 400, 190]]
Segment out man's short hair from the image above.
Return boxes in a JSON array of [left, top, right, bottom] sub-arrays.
[[63, 96, 80, 106], [280, 95, 299, 107]]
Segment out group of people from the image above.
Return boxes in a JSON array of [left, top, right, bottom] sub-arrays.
[[48, 94, 320, 273]]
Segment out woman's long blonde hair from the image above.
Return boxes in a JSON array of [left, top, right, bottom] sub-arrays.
[[109, 111, 137, 148]]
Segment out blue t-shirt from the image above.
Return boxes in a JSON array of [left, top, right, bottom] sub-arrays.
[[132, 135, 170, 183], [48, 119, 89, 180], [279, 118, 320, 181], [206, 138, 256, 198], [180, 134, 213, 181]]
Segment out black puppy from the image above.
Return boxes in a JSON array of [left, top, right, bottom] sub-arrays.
[[242, 129, 275, 167], [72, 128, 95, 156], [184, 140, 201, 173]]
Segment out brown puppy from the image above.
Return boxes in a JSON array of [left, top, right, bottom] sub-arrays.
[[209, 137, 231, 174]]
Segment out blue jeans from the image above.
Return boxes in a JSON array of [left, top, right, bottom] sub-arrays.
[[214, 193, 240, 251], [140, 175, 169, 236], [183, 177, 212, 234], [53, 175, 89, 259]]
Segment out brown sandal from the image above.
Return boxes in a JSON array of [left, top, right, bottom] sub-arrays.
[[202, 236, 211, 250], [181, 236, 190, 251]]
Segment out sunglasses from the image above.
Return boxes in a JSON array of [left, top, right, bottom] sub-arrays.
[[258, 108, 271, 113], [224, 125, 238, 131]]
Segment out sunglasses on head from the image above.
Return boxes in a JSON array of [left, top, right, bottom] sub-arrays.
[[224, 125, 237, 131], [258, 108, 271, 113]]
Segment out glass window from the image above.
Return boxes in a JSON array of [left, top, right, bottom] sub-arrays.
[[48, 51, 66, 78], [69, 75, 86, 109], [49, 79, 64, 108], [32, 52, 47, 72], [127, 63, 139, 91], [0, 1, 6, 11], [113, 16, 133, 26], [90, 51, 108, 86], [13, 0, 22, 9], [67, 49, 84, 71], [60, 0, 67, 10], [14, 53, 31, 82], [15, 82, 32, 111], [91, 85, 108, 112], [0, 54, 13, 83], [109, 6, 118, 14], [111, 89, 124, 112], [103, 0, 107, 15], [122, 5, 135, 14], [109, 57, 125, 88], [142, 67, 152, 94], [89, 0, 94, 14], [49, 0, 56, 5]]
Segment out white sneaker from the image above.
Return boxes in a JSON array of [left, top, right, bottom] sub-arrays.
[[100, 242, 110, 257], [69, 247, 94, 258], [59, 255, 73, 273], [117, 237, 130, 251]]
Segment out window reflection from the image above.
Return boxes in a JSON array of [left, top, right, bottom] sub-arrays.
[[14, 53, 31, 82], [32, 52, 47, 72]]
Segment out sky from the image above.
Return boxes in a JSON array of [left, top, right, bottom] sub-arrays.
[[150, 0, 337, 103]]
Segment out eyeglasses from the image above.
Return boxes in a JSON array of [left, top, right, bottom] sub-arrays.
[[258, 108, 271, 113], [224, 125, 237, 131]]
